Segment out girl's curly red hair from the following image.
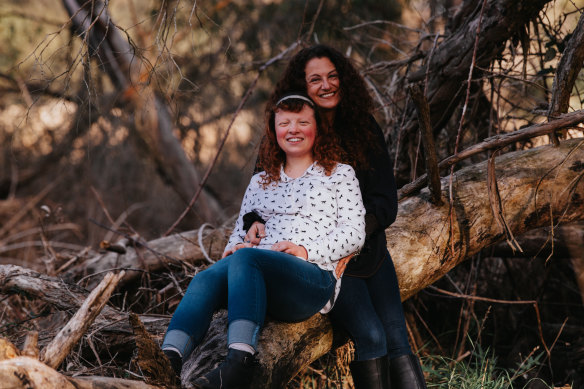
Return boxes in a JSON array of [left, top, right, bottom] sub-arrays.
[[258, 95, 344, 186]]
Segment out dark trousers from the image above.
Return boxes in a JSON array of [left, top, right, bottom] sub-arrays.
[[330, 251, 411, 361]]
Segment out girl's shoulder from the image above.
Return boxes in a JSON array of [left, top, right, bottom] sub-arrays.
[[315, 162, 356, 181], [332, 162, 357, 176], [247, 171, 266, 188]]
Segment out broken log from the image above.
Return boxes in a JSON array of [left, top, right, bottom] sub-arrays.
[[0, 357, 163, 389], [64, 227, 229, 289], [41, 271, 125, 369]]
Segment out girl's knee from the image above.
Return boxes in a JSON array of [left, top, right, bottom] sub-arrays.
[[186, 266, 224, 293], [228, 248, 258, 267]]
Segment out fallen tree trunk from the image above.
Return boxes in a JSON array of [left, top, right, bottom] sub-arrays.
[[391, 138, 584, 299], [63, 226, 230, 289], [1, 139, 583, 388]]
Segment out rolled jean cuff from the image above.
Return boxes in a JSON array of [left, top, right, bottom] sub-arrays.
[[162, 329, 194, 358], [228, 319, 260, 349]]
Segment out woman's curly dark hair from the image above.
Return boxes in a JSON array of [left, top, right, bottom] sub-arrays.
[[269, 44, 379, 169], [258, 94, 345, 187]]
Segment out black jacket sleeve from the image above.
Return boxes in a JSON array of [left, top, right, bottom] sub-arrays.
[[357, 117, 398, 232], [345, 116, 398, 277]]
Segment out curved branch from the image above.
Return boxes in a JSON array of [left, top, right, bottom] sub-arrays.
[[548, 12, 584, 116], [398, 110, 584, 198]]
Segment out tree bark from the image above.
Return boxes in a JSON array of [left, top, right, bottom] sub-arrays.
[[184, 138, 584, 387], [0, 357, 163, 389], [548, 12, 584, 117], [63, 227, 229, 289], [392, 138, 584, 299], [407, 0, 553, 133]]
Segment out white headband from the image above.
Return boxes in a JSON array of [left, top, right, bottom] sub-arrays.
[[276, 94, 315, 107]]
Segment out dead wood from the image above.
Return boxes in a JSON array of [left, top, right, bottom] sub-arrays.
[[409, 83, 443, 205], [129, 313, 179, 388], [61, 0, 224, 223], [392, 138, 584, 299], [22, 332, 39, 359], [179, 138, 584, 387], [1, 139, 583, 387], [398, 109, 584, 198], [548, 12, 584, 117], [406, 0, 552, 133], [491, 223, 584, 304], [0, 338, 19, 360], [0, 357, 163, 389], [64, 227, 229, 289], [41, 271, 125, 369], [0, 264, 169, 352]]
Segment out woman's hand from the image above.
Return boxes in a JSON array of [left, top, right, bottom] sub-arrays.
[[244, 221, 266, 245], [222, 242, 254, 258], [271, 241, 308, 259], [335, 253, 355, 278]]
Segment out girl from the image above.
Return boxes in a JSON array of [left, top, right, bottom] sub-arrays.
[[161, 92, 365, 389]]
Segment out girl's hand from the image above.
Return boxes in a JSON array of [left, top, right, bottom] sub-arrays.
[[271, 241, 308, 259], [222, 242, 254, 258], [244, 222, 266, 245], [335, 253, 355, 278]]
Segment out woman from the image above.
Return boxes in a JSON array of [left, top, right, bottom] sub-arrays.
[[244, 45, 428, 389], [161, 92, 366, 389]]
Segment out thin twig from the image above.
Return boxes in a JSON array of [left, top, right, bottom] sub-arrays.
[[408, 84, 443, 205], [447, 0, 488, 257]]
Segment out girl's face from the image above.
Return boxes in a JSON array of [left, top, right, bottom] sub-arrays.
[[275, 104, 317, 160], [305, 57, 341, 110]]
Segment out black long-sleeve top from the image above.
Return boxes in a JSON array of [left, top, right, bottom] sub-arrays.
[[343, 116, 398, 277]]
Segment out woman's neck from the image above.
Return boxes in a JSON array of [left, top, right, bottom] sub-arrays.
[[322, 109, 336, 127], [284, 155, 314, 178]]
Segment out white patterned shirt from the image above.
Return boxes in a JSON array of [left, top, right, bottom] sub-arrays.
[[225, 162, 366, 312]]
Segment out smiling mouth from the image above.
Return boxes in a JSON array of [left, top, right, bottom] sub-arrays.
[[287, 137, 303, 142], [320, 91, 336, 98]]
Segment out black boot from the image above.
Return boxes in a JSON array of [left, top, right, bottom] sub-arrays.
[[191, 349, 255, 389], [163, 349, 183, 379], [389, 354, 427, 389], [349, 355, 390, 389]]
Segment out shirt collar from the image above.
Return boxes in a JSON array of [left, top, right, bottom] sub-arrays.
[[280, 162, 319, 182]]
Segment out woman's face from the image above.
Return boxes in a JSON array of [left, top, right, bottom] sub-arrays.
[[274, 104, 317, 160], [305, 57, 341, 110]]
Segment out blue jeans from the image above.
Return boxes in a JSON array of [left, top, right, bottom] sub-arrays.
[[330, 251, 412, 361], [162, 248, 336, 358]]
